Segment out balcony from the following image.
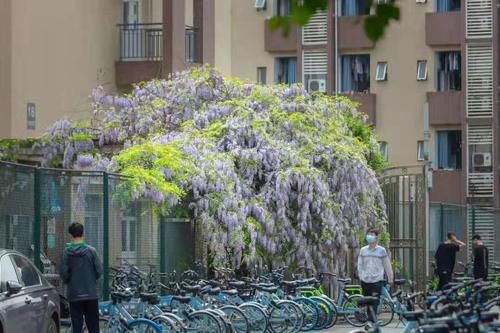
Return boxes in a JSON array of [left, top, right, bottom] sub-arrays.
[[426, 11, 462, 47], [115, 23, 200, 86], [264, 19, 297, 53], [427, 91, 463, 126], [344, 93, 376, 125], [338, 16, 375, 50], [430, 170, 465, 204]]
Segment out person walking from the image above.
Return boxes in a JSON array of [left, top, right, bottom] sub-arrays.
[[60, 223, 102, 333], [357, 228, 394, 323], [472, 234, 489, 280], [434, 232, 465, 290]]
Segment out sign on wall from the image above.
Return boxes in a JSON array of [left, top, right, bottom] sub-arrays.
[[27, 103, 36, 130]]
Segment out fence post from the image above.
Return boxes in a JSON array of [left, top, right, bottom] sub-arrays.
[[33, 168, 42, 270], [102, 172, 110, 300], [440, 203, 444, 241], [160, 217, 166, 280], [471, 206, 476, 236]]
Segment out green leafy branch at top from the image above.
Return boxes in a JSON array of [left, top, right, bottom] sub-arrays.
[[269, 0, 400, 42]]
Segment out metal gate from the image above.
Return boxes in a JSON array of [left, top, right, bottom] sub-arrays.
[[379, 165, 427, 290]]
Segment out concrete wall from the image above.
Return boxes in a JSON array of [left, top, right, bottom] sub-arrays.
[[368, 1, 435, 167], [214, 0, 232, 75], [0, 0, 12, 138], [8, 0, 119, 138]]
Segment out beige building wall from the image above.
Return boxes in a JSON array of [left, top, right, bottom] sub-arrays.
[[8, 0, 119, 139], [368, 0, 435, 167], [0, 0, 13, 138], [214, 0, 232, 76], [230, 0, 275, 83]]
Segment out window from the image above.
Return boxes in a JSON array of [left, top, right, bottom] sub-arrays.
[[257, 67, 267, 85], [378, 141, 388, 161], [436, 0, 460, 12], [340, 54, 370, 93], [275, 57, 297, 85], [275, 0, 291, 16], [0, 255, 19, 292], [255, 0, 267, 10], [375, 62, 388, 81], [417, 60, 428, 81], [437, 130, 462, 170], [123, 0, 140, 25], [437, 51, 461, 91], [341, 0, 371, 16], [417, 141, 425, 161], [11, 255, 40, 287]]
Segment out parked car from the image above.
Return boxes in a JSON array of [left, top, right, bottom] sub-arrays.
[[0, 249, 60, 333]]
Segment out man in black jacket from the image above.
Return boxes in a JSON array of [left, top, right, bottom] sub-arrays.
[[472, 234, 488, 280], [434, 232, 465, 290], [60, 223, 102, 333]]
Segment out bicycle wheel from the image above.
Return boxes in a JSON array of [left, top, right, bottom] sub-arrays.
[[309, 296, 333, 329], [239, 303, 268, 333], [121, 318, 162, 333], [160, 312, 186, 333], [293, 298, 318, 331], [314, 295, 338, 328], [220, 305, 250, 333], [377, 297, 395, 326], [187, 310, 224, 333], [342, 294, 367, 327], [152, 315, 180, 333], [268, 301, 303, 333]]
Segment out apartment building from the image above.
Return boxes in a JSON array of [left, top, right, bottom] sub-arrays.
[[1, 1, 498, 251]]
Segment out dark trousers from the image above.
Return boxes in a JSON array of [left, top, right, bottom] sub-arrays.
[[361, 281, 383, 323], [437, 269, 452, 290], [70, 299, 99, 333]]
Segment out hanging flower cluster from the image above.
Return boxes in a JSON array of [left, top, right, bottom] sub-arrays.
[[36, 66, 387, 273]]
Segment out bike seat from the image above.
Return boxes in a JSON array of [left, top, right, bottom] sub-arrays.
[[140, 293, 160, 304], [183, 284, 201, 293], [357, 296, 379, 307], [209, 287, 221, 295], [111, 291, 133, 302], [259, 282, 275, 287], [480, 312, 499, 322], [281, 281, 298, 288], [228, 280, 245, 288], [391, 290, 402, 298], [401, 311, 425, 322], [257, 285, 279, 293], [338, 278, 352, 284], [221, 289, 239, 296], [172, 295, 192, 304], [297, 278, 316, 286], [297, 286, 316, 292], [344, 284, 362, 290], [417, 324, 450, 333], [394, 279, 406, 286], [407, 292, 423, 300]]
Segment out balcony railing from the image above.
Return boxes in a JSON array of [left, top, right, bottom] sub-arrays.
[[118, 23, 163, 61], [118, 24, 200, 63], [185, 26, 200, 63]]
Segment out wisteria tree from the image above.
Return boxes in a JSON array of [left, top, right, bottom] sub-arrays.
[[34, 66, 387, 273]]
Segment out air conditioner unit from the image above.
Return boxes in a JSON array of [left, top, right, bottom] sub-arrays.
[[416, 0, 426, 3], [473, 152, 492, 168], [255, 0, 266, 10], [308, 79, 326, 93]]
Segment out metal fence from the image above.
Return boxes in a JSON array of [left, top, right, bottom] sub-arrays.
[[0, 161, 195, 299], [429, 203, 500, 269]]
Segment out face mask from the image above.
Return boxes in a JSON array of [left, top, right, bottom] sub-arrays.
[[366, 235, 377, 244]]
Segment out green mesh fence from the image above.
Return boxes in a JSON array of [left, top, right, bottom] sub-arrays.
[[0, 161, 188, 300]]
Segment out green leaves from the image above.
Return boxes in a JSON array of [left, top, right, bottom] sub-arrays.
[[269, 0, 400, 42]]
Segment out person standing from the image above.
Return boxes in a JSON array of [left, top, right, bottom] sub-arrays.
[[60, 223, 102, 333], [357, 228, 394, 323], [434, 232, 465, 290], [472, 234, 489, 280]]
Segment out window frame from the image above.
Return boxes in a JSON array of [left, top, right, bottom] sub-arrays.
[[417, 141, 425, 161], [417, 60, 428, 81], [0, 254, 20, 293], [257, 67, 267, 85], [378, 141, 388, 161], [375, 62, 388, 81], [436, 130, 462, 170], [10, 254, 42, 288]]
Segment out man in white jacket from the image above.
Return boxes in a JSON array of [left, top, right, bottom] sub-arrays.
[[357, 228, 394, 323]]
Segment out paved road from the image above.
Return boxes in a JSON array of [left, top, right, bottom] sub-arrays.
[[324, 323, 402, 333]]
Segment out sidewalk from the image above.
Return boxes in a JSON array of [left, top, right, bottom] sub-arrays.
[[325, 323, 402, 333]]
